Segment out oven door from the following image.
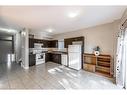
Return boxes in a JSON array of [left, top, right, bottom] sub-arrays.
[[36, 53, 45, 65]]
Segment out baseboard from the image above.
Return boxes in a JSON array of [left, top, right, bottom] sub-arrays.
[[116, 84, 124, 89], [23, 66, 29, 69], [21, 62, 29, 69]]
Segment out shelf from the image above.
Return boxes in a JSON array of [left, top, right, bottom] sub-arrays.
[[97, 56, 111, 59], [95, 71, 112, 78], [97, 61, 110, 64], [84, 62, 96, 65], [97, 58, 110, 62], [83, 53, 111, 77], [96, 65, 110, 74], [84, 55, 97, 58], [97, 61, 110, 67]]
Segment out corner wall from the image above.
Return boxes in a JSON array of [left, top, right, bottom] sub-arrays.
[[14, 31, 22, 63], [21, 28, 29, 69]]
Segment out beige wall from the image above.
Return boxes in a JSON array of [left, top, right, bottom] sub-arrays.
[[53, 20, 120, 56], [53, 20, 120, 75]]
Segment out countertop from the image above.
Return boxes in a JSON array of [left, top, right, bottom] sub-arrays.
[[29, 51, 67, 55], [42, 51, 68, 54]]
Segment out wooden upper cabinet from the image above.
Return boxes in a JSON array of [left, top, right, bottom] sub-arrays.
[[29, 33, 58, 48], [42, 40, 48, 48], [29, 38, 34, 48], [33, 39, 49, 48], [64, 39, 72, 48], [29, 39, 58, 48], [64, 36, 84, 48], [49, 40, 58, 48], [50, 53, 61, 64], [29, 34, 34, 48]]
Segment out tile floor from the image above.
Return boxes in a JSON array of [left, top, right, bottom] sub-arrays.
[[0, 62, 121, 89]]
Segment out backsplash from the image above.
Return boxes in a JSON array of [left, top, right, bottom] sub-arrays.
[[29, 48, 67, 53]]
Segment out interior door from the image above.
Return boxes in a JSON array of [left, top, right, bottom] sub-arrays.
[[0, 40, 12, 64]]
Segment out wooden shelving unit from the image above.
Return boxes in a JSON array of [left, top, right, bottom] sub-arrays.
[[83, 53, 112, 77]]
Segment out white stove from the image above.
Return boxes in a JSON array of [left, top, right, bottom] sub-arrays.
[[33, 43, 45, 65], [36, 52, 45, 65]]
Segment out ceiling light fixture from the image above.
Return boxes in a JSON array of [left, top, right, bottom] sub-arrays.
[[45, 28, 54, 33], [68, 12, 79, 18]]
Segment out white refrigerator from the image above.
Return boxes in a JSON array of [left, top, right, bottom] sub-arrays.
[[68, 45, 82, 70]]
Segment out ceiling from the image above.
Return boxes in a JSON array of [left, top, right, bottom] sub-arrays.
[[0, 6, 126, 35]]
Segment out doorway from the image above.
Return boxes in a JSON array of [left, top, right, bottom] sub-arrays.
[[0, 36, 14, 64]]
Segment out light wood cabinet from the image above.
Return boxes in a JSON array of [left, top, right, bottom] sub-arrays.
[[83, 64, 96, 72], [83, 53, 112, 77]]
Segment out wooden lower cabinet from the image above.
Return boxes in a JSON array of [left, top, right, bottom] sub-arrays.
[[83, 64, 96, 72], [83, 53, 112, 77], [45, 53, 61, 64], [45, 53, 51, 62], [51, 54, 61, 64], [29, 54, 36, 66]]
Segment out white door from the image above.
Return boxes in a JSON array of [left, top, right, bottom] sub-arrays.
[[69, 53, 81, 70]]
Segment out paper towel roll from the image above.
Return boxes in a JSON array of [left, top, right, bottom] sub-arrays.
[[94, 51, 100, 56]]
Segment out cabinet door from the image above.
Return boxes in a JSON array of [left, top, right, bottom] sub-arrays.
[[52, 54, 61, 64], [41, 40, 47, 48], [29, 54, 36, 66], [48, 40, 58, 48], [47, 41, 51, 47], [52, 54, 56, 63], [45, 53, 51, 62], [64, 36, 84, 48], [57, 54, 61, 64], [45, 53, 48, 62], [52, 40, 58, 48], [29, 38, 34, 48], [44, 40, 48, 48], [64, 39, 72, 48]]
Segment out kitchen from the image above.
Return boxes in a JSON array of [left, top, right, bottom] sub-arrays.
[[0, 6, 126, 90], [29, 33, 84, 70]]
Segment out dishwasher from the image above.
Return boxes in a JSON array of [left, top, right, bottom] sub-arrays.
[[61, 54, 68, 66]]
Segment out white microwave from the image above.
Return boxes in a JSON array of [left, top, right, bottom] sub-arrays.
[[34, 43, 44, 49]]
